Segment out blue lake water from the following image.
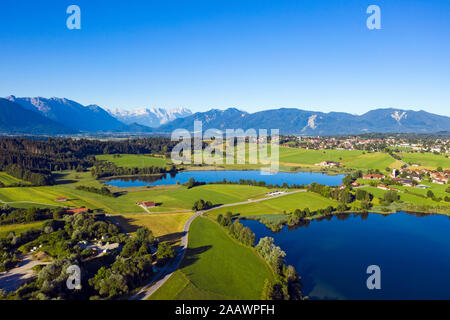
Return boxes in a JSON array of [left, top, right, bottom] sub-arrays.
[[104, 170, 345, 187], [241, 212, 450, 300]]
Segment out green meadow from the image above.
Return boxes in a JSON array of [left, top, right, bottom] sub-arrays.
[[278, 147, 401, 170], [0, 221, 45, 238], [396, 152, 450, 169], [207, 191, 340, 218], [0, 172, 30, 186], [94, 147, 411, 172], [0, 171, 271, 213], [360, 186, 449, 207], [95, 154, 172, 168], [150, 217, 273, 300]]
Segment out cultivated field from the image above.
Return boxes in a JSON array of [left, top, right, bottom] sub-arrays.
[[113, 212, 194, 242], [0, 172, 30, 186]]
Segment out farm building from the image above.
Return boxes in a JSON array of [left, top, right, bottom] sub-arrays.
[[66, 208, 89, 214], [136, 201, 156, 208], [315, 161, 341, 167]]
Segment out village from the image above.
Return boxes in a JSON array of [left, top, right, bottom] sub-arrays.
[[281, 135, 450, 153]]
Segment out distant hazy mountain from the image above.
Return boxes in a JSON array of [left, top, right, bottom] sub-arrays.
[[6, 96, 124, 132], [0, 98, 76, 134], [111, 122, 154, 133], [109, 107, 192, 127], [157, 107, 450, 135]]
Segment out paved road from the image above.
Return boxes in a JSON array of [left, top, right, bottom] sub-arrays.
[[131, 189, 305, 300]]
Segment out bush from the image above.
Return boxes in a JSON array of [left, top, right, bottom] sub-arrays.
[[192, 199, 213, 211]]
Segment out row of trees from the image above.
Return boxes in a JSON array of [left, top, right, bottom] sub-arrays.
[[256, 237, 303, 300], [217, 212, 255, 247], [4, 164, 54, 186], [215, 211, 302, 300], [308, 182, 374, 206], [76, 185, 116, 197], [208, 178, 304, 190], [0, 206, 64, 225], [91, 161, 175, 179]]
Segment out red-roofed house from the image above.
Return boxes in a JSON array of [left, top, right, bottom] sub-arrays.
[[66, 208, 89, 214], [136, 201, 156, 208]]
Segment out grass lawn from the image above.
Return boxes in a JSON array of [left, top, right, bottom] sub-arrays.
[[206, 191, 340, 218], [278, 147, 401, 170], [0, 221, 45, 238], [113, 212, 194, 243], [95, 154, 171, 168], [396, 152, 450, 170], [150, 217, 273, 300]]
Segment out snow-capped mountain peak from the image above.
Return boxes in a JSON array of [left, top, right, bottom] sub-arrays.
[[109, 107, 192, 127]]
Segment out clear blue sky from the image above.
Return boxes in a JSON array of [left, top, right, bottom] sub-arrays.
[[0, 0, 449, 115]]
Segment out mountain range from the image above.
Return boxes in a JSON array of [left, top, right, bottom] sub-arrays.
[[0, 99, 75, 134], [155, 108, 450, 135], [108, 107, 192, 127], [5, 96, 123, 132], [1, 96, 449, 136]]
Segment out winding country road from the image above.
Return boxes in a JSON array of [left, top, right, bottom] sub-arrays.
[[131, 189, 305, 300]]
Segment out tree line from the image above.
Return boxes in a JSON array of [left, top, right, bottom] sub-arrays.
[[91, 161, 175, 179], [217, 212, 255, 247], [0, 137, 177, 185]]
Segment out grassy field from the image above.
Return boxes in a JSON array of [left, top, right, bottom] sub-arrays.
[[395, 182, 450, 199], [360, 186, 449, 207], [95, 154, 171, 168], [0, 172, 30, 186], [206, 191, 340, 218], [0, 221, 45, 238], [395, 152, 450, 169], [278, 147, 401, 170], [113, 212, 194, 243], [150, 217, 273, 300], [0, 171, 272, 213], [93, 148, 411, 172]]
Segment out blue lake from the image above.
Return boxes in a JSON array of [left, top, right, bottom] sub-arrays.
[[241, 212, 450, 300], [104, 170, 345, 187]]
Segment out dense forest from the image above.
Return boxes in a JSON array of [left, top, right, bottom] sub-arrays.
[[0, 137, 177, 185]]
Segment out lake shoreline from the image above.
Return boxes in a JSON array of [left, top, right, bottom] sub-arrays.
[[240, 211, 450, 299]]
